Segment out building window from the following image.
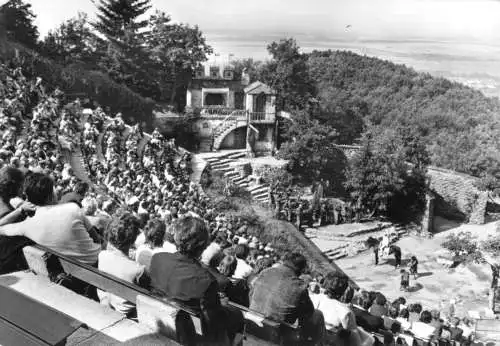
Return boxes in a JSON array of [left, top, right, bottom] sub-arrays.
[[204, 93, 226, 106], [203, 122, 209, 128], [209, 66, 220, 78], [223, 69, 234, 80]]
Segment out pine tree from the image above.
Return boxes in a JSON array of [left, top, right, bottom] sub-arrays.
[[0, 0, 39, 49], [92, 0, 159, 99], [92, 0, 151, 43]]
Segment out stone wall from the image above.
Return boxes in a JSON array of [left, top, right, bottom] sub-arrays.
[[427, 166, 487, 224]]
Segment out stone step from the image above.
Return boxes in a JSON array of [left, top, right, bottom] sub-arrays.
[[212, 167, 233, 174], [232, 176, 248, 184], [252, 190, 269, 199], [205, 158, 222, 164], [224, 171, 239, 179], [226, 152, 246, 159], [331, 253, 348, 261], [253, 195, 269, 202], [248, 184, 268, 193], [250, 186, 269, 195], [210, 162, 230, 170], [210, 159, 233, 167]]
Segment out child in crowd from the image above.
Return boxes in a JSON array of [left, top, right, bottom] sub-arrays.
[[400, 269, 410, 291], [409, 256, 418, 279]]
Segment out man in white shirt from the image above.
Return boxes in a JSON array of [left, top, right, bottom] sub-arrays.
[[0, 172, 100, 265]]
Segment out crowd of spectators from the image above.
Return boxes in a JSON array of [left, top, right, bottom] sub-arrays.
[[0, 65, 481, 345]]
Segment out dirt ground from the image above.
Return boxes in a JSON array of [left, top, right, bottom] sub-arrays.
[[335, 235, 491, 317], [314, 219, 500, 319]]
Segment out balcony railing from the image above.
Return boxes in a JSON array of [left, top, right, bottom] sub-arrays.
[[250, 112, 275, 122], [200, 107, 235, 117], [199, 108, 275, 122]]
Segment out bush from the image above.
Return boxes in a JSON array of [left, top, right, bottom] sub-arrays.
[[0, 40, 155, 129], [482, 234, 500, 254], [441, 231, 482, 262]]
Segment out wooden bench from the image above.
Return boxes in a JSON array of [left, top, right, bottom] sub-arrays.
[[0, 285, 83, 346], [475, 318, 500, 341], [23, 245, 301, 346]]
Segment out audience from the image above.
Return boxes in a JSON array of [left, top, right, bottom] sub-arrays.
[[0, 64, 480, 345]]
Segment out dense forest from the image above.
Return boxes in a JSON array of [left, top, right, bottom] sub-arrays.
[[237, 40, 500, 192], [307, 50, 500, 183]]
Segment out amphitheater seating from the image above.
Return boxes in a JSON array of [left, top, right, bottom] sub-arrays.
[[475, 318, 500, 340], [0, 284, 82, 346], [20, 246, 479, 346], [21, 245, 302, 346]]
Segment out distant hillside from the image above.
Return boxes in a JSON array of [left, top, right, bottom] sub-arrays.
[[308, 50, 500, 180]]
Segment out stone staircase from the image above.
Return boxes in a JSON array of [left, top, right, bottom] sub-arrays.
[[61, 147, 92, 185], [204, 151, 271, 205], [69, 147, 93, 184]]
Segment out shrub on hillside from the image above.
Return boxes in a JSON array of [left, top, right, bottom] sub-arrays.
[[0, 40, 155, 129], [441, 232, 482, 262]]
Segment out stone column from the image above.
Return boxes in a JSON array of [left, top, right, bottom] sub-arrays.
[[421, 193, 435, 235]]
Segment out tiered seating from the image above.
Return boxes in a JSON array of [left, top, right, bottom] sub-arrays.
[[19, 245, 302, 346]]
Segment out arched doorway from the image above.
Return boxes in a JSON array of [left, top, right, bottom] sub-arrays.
[[220, 126, 246, 149]]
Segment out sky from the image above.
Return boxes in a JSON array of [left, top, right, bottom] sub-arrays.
[[10, 0, 500, 97], [21, 0, 500, 57]]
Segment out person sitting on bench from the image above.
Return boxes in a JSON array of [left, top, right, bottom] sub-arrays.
[[98, 211, 150, 318], [0, 172, 100, 265], [150, 216, 243, 343]]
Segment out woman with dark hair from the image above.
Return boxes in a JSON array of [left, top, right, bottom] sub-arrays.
[[98, 212, 149, 318], [0, 166, 35, 274], [135, 218, 167, 271]]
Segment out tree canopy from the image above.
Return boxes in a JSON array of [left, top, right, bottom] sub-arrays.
[[344, 125, 429, 221], [260, 38, 315, 112], [277, 112, 347, 195], [92, 0, 151, 42], [0, 0, 39, 49]]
